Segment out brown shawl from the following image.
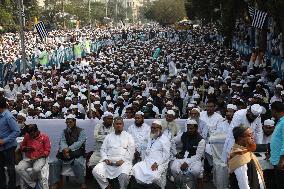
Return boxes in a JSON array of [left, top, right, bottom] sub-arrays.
[[228, 144, 266, 189]]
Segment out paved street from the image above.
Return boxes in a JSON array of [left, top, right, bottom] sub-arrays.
[[62, 177, 216, 189]]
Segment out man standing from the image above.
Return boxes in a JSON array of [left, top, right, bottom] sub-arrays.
[[171, 119, 205, 189], [0, 97, 20, 189], [89, 112, 114, 168], [50, 114, 87, 189], [92, 117, 135, 189], [127, 111, 151, 162], [16, 124, 51, 189], [222, 104, 263, 162], [228, 126, 265, 189], [270, 101, 284, 189], [132, 120, 171, 189], [262, 119, 275, 144], [216, 104, 238, 134]]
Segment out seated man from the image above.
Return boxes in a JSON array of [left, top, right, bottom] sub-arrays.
[[127, 111, 151, 162], [88, 112, 114, 168], [132, 120, 171, 189], [92, 116, 135, 189], [171, 119, 205, 189], [50, 114, 87, 189], [16, 124, 51, 189]]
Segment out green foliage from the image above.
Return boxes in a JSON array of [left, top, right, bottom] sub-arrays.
[[143, 0, 187, 25]]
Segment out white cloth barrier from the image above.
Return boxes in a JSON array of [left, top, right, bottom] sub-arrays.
[[25, 119, 187, 161]]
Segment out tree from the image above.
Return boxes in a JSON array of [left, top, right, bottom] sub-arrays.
[[143, 0, 187, 25]]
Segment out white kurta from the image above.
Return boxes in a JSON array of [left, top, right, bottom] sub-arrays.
[[222, 109, 263, 162], [171, 137, 205, 177], [93, 131, 135, 179], [234, 164, 265, 189], [132, 134, 171, 184], [127, 123, 151, 159], [200, 111, 223, 136]]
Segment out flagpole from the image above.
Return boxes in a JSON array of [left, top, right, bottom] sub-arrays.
[[17, 0, 27, 74]]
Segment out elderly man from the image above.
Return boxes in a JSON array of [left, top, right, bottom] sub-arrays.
[[171, 119, 205, 189], [189, 108, 208, 140], [132, 120, 171, 189], [161, 110, 180, 139], [92, 117, 135, 189], [16, 124, 51, 189], [262, 119, 275, 144], [228, 126, 265, 189], [222, 104, 263, 162], [88, 112, 114, 168], [127, 111, 151, 162], [50, 114, 87, 189]]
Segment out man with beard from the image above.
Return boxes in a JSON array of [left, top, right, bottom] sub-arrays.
[[88, 112, 114, 168], [262, 119, 275, 144], [127, 111, 151, 163], [189, 108, 208, 140], [161, 110, 181, 139], [228, 126, 265, 189], [17, 113, 28, 137], [222, 104, 263, 162], [171, 119, 205, 189], [132, 120, 171, 189], [92, 117, 135, 189], [50, 114, 87, 189]]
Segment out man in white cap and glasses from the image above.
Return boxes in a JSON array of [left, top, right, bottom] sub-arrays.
[[262, 119, 275, 144], [88, 112, 114, 168], [222, 104, 263, 162], [161, 110, 181, 139], [132, 120, 171, 189], [128, 111, 151, 163], [171, 119, 205, 189]]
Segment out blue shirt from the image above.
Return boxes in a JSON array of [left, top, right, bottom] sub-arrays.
[[0, 109, 20, 151], [270, 116, 284, 165]]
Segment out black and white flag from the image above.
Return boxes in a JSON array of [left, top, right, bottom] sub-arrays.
[[35, 21, 48, 40], [248, 6, 267, 29]]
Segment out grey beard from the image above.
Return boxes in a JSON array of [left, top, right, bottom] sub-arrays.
[[150, 132, 160, 139]]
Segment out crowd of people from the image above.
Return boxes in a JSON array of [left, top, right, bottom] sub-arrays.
[[0, 23, 284, 189]]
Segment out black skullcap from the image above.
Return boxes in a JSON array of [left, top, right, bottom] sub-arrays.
[[233, 125, 249, 141]]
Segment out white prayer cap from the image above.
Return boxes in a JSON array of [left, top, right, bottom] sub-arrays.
[[23, 100, 29, 104], [281, 91, 284, 96], [123, 92, 130, 96], [250, 104, 262, 116], [53, 102, 60, 107], [243, 84, 249, 88], [193, 94, 200, 99], [65, 97, 72, 101], [11, 110, 18, 115], [94, 101, 100, 105], [152, 120, 162, 126], [166, 101, 173, 106], [186, 119, 197, 125], [192, 108, 201, 114], [117, 96, 124, 100], [28, 104, 34, 109], [276, 84, 283, 89], [227, 104, 237, 111], [106, 96, 111, 100], [167, 110, 175, 116], [102, 111, 113, 118], [39, 113, 45, 118], [107, 103, 114, 108], [71, 105, 78, 109], [0, 88, 4, 92], [264, 119, 275, 127], [188, 103, 195, 108], [135, 111, 144, 116], [146, 102, 152, 105], [66, 114, 76, 119], [18, 112, 26, 118]]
